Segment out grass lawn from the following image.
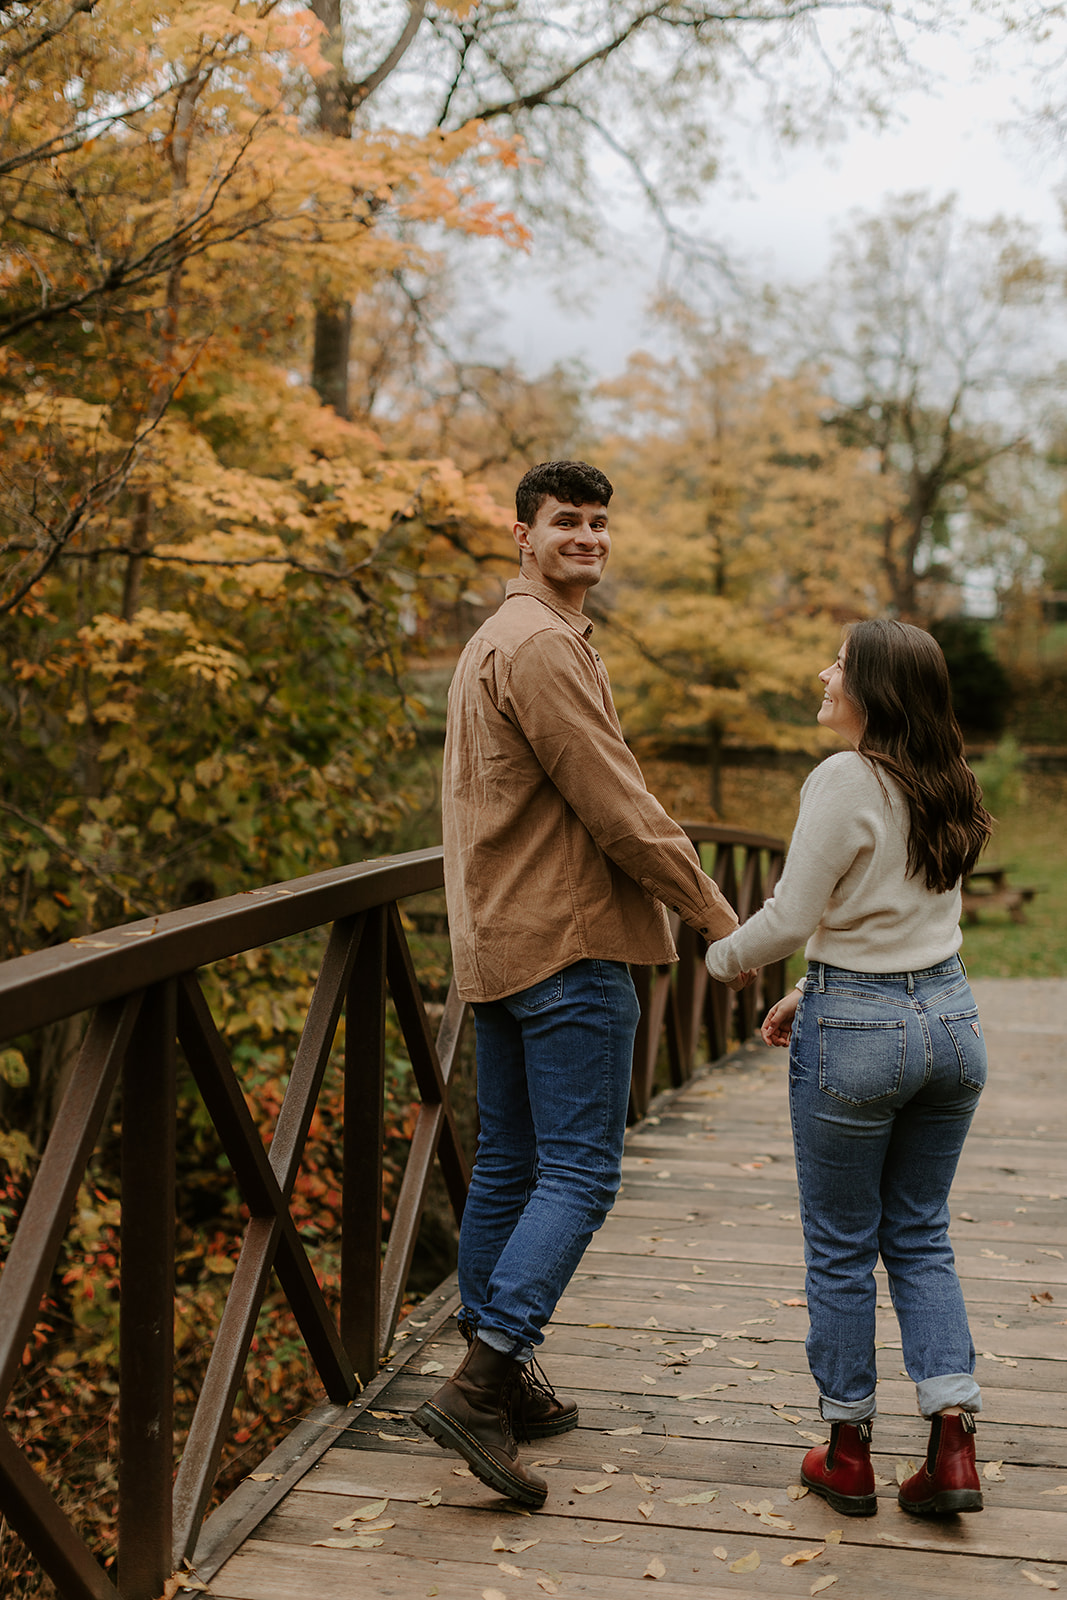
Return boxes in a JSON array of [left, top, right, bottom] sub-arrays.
[[642, 758, 1067, 982]]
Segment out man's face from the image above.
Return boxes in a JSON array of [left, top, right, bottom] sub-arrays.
[[513, 496, 611, 606]]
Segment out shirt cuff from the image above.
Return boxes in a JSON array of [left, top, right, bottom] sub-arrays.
[[704, 940, 740, 984]]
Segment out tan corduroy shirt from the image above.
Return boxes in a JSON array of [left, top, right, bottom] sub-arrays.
[[442, 575, 739, 1002]]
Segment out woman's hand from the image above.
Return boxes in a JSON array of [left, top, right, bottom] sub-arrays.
[[761, 987, 801, 1048], [725, 967, 757, 992]]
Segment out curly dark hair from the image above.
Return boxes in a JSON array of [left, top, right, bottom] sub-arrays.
[[515, 460, 613, 526], [843, 619, 994, 893]]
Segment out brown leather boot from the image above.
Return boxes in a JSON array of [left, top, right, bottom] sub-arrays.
[[413, 1337, 549, 1507], [898, 1411, 983, 1516], [800, 1419, 877, 1516], [456, 1316, 578, 1440]]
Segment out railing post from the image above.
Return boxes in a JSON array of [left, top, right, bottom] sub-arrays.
[[118, 979, 177, 1600], [342, 904, 387, 1385]]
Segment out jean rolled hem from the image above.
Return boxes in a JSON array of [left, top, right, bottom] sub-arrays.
[[915, 1374, 982, 1418], [477, 1327, 533, 1364], [819, 1388, 877, 1423]]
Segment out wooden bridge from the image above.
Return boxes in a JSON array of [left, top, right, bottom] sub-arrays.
[[1, 831, 1064, 1599], [190, 976, 1067, 1600]]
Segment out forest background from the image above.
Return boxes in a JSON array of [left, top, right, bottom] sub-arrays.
[[3, 1, 1067, 1592]]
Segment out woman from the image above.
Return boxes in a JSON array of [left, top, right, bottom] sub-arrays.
[[704, 619, 992, 1519]]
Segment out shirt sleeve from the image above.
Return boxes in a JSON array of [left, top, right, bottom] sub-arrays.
[[703, 754, 873, 981], [501, 627, 739, 940]]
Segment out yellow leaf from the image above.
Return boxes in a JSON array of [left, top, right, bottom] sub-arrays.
[[1022, 1571, 1060, 1590], [728, 1357, 759, 1368], [826, 1529, 843, 1544], [537, 1581, 559, 1596], [582, 1534, 624, 1544], [606, 1426, 643, 1436], [420, 1360, 444, 1375], [811, 1579, 839, 1596], [492, 1537, 540, 1554], [665, 1489, 718, 1506], [798, 1430, 829, 1445], [574, 1479, 612, 1494], [782, 1547, 826, 1565], [712, 1547, 728, 1560], [729, 1551, 760, 1574], [895, 1459, 918, 1484], [638, 1500, 655, 1519], [1040, 1485, 1067, 1495], [983, 1460, 1006, 1481], [632, 1475, 657, 1493], [332, 1498, 389, 1528], [483, 1591, 508, 1600], [643, 1557, 667, 1579], [498, 1562, 523, 1577], [787, 1484, 809, 1500], [417, 1488, 442, 1507]]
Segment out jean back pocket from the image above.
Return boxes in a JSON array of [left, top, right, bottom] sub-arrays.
[[817, 1017, 906, 1105], [939, 1006, 987, 1092]]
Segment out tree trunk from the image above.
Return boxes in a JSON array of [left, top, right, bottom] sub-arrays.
[[312, 301, 352, 418]]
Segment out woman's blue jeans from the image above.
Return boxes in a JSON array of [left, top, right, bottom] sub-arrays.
[[458, 958, 640, 1362], [789, 957, 986, 1421]]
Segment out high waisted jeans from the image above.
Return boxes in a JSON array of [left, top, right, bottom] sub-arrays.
[[789, 957, 985, 1421], [458, 958, 640, 1362]]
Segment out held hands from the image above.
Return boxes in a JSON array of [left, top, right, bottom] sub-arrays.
[[760, 987, 800, 1048], [725, 967, 758, 993]]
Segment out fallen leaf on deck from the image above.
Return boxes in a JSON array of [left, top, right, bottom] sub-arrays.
[[247, 1473, 278, 1482], [492, 1537, 541, 1553], [498, 1562, 524, 1576], [313, 1534, 385, 1549], [417, 1488, 442, 1507], [420, 1361, 444, 1375], [377, 1431, 410, 1442], [784, 1297, 806, 1306], [983, 1460, 1006, 1481], [713, 1547, 728, 1561], [1038, 1249, 1065, 1259], [174, 1583, 209, 1595], [798, 1431, 829, 1445], [694, 1415, 720, 1425], [729, 1551, 760, 1574], [530, 1458, 561, 1468], [453, 1466, 473, 1478], [749, 1374, 776, 1383], [537, 1580, 559, 1595], [1032, 1292, 1054, 1304], [606, 1426, 643, 1436], [774, 1410, 803, 1424], [644, 1557, 667, 1579], [640, 1374, 659, 1384], [787, 1484, 809, 1501], [574, 1479, 612, 1495], [810, 1578, 839, 1595], [782, 1547, 825, 1565], [760, 1512, 796, 1530], [638, 1501, 655, 1519], [656, 1171, 672, 1179], [586, 1322, 614, 1328], [483, 1590, 508, 1600], [369, 1410, 404, 1420], [980, 1250, 1008, 1260], [895, 1460, 918, 1485], [680, 1384, 731, 1397], [582, 1534, 624, 1544], [673, 1283, 696, 1292], [826, 1529, 843, 1544], [633, 1474, 658, 1493], [333, 1499, 389, 1528], [1021, 1572, 1060, 1591], [1040, 1485, 1067, 1496], [877, 1533, 911, 1545], [728, 1357, 759, 1368], [643, 1317, 660, 1328], [665, 1489, 719, 1505], [601, 1464, 620, 1473]]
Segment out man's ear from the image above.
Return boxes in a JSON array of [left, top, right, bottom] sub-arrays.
[[513, 522, 530, 564]]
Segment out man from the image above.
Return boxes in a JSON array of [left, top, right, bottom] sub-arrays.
[[414, 460, 742, 1506]]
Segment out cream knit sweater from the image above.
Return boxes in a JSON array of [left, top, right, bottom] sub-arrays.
[[705, 750, 963, 982]]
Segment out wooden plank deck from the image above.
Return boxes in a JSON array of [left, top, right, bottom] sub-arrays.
[[193, 978, 1067, 1600]]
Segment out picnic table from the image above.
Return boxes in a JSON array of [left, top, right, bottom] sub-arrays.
[[961, 864, 1042, 924]]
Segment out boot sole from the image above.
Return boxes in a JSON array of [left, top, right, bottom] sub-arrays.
[[412, 1402, 548, 1507], [801, 1469, 878, 1517], [898, 1488, 983, 1517], [522, 1408, 579, 1440]]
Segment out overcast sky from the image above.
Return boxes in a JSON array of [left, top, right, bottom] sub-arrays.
[[485, 24, 1066, 379]]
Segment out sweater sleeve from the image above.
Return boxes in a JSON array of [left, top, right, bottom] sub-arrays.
[[704, 754, 876, 982], [502, 627, 739, 941]]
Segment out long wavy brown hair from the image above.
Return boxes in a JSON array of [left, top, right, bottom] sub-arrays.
[[842, 619, 994, 893]]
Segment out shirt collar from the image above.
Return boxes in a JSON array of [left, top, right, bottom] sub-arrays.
[[505, 573, 594, 639]]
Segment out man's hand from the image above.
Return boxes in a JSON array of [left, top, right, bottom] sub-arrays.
[[725, 968, 757, 993], [760, 988, 800, 1047]]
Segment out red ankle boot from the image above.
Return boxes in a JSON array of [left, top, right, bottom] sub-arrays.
[[801, 1419, 877, 1516], [898, 1411, 983, 1516]]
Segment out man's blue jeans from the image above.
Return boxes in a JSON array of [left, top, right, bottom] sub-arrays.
[[789, 957, 986, 1421], [458, 958, 640, 1362]]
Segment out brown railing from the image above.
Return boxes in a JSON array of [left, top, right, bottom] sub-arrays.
[[0, 827, 784, 1600]]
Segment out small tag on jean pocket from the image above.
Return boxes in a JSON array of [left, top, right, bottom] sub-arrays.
[[971, 1022, 981, 1036]]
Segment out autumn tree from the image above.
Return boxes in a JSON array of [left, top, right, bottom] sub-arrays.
[[791, 192, 1064, 620], [595, 317, 890, 811]]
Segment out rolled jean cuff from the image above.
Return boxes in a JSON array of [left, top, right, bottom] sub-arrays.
[[819, 1388, 877, 1423], [477, 1326, 533, 1364], [915, 1374, 982, 1418]]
